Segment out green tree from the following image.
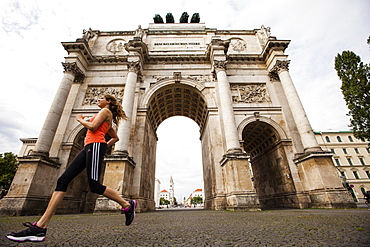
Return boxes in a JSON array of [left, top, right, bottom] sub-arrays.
[[0, 152, 19, 190], [335, 41, 370, 143], [191, 196, 203, 205], [160, 197, 170, 205]]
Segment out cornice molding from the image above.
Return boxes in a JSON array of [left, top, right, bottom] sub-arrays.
[[260, 40, 290, 61], [62, 41, 94, 62]]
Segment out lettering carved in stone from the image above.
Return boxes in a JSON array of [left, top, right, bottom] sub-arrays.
[[231, 84, 271, 103], [83, 87, 124, 105]]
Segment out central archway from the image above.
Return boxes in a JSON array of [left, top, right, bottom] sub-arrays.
[[146, 83, 208, 133], [136, 80, 211, 210]]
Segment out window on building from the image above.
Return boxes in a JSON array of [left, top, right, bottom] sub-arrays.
[[335, 159, 341, 166], [359, 158, 366, 166], [348, 136, 354, 142], [347, 158, 353, 166], [331, 149, 335, 154], [325, 136, 331, 142], [343, 148, 348, 154], [367, 148, 370, 154], [337, 136, 342, 142], [353, 171, 360, 179], [354, 148, 359, 154], [340, 171, 346, 179], [366, 171, 370, 179]]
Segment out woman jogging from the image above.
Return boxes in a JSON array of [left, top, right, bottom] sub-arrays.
[[7, 95, 137, 242]]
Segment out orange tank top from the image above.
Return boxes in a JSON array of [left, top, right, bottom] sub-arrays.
[[84, 114, 110, 146]]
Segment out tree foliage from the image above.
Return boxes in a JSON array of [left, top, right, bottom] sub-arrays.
[[335, 46, 370, 142], [0, 152, 19, 190], [191, 196, 203, 205], [160, 197, 170, 205]]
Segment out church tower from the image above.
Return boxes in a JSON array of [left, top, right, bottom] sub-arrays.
[[169, 176, 174, 206]]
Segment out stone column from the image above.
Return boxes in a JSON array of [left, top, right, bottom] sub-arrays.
[[270, 60, 321, 153], [214, 60, 242, 154], [34, 62, 84, 156], [114, 61, 140, 155]]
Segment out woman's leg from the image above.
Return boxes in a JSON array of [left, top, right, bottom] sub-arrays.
[[36, 148, 88, 228], [36, 191, 66, 228], [103, 187, 131, 208], [86, 143, 130, 209]]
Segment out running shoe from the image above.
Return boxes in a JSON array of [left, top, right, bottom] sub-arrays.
[[121, 200, 137, 226], [7, 222, 46, 242]]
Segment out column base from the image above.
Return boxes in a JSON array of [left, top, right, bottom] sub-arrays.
[[226, 192, 261, 211], [295, 152, 357, 208], [0, 156, 60, 216], [94, 154, 136, 213], [307, 188, 357, 209]]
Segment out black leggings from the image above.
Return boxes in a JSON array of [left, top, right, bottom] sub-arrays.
[[55, 142, 107, 195]]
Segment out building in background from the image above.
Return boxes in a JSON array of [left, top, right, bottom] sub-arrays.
[[315, 131, 370, 203], [169, 176, 174, 206], [186, 188, 204, 207], [154, 178, 161, 208], [159, 189, 170, 202]]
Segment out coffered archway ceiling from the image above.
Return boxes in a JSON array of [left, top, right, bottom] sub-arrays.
[[147, 84, 208, 132], [242, 121, 280, 158]]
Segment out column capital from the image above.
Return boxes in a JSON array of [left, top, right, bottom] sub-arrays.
[[62, 62, 85, 83], [269, 60, 290, 81], [213, 60, 227, 73], [127, 61, 142, 75]]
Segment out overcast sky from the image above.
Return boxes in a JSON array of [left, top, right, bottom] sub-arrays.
[[1, 0, 369, 201]]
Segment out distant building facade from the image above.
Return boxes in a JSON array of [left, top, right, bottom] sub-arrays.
[[154, 179, 161, 207], [315, 131, 370, 202], [186, 188, 204, 207]]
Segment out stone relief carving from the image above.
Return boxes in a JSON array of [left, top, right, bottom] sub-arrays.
[[230, 39, 247, 52], [106, 39, 126, 54], [185, 75, 212, 83], [83, 87, 124, 105], [151, 74, 212, 83], [231, 84, 271, 103]]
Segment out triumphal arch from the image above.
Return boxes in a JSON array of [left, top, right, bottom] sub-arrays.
[[0, 22, 356, 215]]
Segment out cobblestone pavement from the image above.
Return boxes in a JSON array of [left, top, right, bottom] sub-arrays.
[[1, 208, 369, 246]]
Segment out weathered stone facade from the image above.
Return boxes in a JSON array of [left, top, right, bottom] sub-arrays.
[[0, 23, 356, 215]]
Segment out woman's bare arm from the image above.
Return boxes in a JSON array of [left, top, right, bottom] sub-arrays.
[[76, 108, 110, 131], [107, 127, 119, 146]]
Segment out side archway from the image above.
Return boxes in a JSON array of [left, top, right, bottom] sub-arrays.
[[240, 118, 299, 208]]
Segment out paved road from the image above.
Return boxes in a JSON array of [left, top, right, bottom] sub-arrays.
[[1, 208, 369, 246]]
